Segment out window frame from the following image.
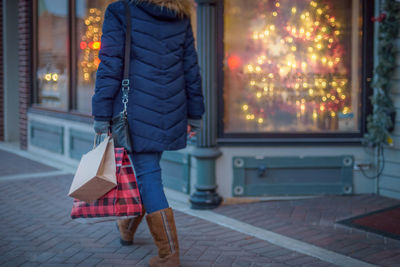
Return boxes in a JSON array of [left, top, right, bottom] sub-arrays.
[[31, 0, 97, 119], [216, 0, 374, 144]]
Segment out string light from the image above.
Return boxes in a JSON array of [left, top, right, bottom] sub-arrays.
[[236, 0, 350, 130]]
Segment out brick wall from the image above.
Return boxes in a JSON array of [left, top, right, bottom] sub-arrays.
[[0, 0, 4, 142], [18, 0, 32, 150]]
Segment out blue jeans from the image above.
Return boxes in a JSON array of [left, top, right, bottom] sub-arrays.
[[129, 152, 169, 214]]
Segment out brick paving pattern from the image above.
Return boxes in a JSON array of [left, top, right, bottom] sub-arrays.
[[0, 152, 332, 267], [215, 196, 400, 267], [0, 150, 57, 176]]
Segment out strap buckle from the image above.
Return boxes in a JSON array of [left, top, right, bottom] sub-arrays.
[[122, 79, 130, 87]]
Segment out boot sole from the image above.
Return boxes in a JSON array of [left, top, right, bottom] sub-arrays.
[[116, 223, 133, 246]]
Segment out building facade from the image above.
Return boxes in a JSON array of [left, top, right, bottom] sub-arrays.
[[1, 0, 399, 205]]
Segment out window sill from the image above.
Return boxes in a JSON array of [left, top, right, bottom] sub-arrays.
[[28, 106, 93, 124], [217, 137, 365, 146]]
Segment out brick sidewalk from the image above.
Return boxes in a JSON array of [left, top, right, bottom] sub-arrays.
[[0, 175, 334, 267], [215, 196, 400, 267], [0, 149, 337, 267], [0, 150, 56, 177]]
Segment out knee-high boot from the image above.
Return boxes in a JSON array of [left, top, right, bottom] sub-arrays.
[[116, 206, 146, 246], [146, 207, 180, 267]]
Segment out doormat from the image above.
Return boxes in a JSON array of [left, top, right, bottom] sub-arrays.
[[337, 205, 400, 240]]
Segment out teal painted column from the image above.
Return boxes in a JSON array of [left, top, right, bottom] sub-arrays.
[[190, 0, 223, 209]]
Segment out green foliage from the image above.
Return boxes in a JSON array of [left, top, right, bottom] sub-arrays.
[[364, 0, 400, 146]]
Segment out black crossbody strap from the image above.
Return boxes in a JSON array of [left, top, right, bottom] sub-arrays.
[[121, 0, 131, 114]]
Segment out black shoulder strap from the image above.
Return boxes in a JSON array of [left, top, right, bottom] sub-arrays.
[[122, 0, 131, 81], [121, 0, 131, 114]]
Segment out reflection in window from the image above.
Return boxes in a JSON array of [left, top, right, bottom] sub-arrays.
[[76, 0, 114, 114], [223, 0, 362, 133], [37, 0, 68, 110]]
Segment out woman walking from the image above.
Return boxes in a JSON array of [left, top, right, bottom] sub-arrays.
[[92, 0, 204, 266]]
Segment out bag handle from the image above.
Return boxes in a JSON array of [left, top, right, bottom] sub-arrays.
[[121, 0, 132, 115]]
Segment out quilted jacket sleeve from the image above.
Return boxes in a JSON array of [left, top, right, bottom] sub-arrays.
[[183, 21, 205, 120], [92, 3, 124, 121]]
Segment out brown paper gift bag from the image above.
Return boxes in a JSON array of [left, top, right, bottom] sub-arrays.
[[68, 135, 117, 203]]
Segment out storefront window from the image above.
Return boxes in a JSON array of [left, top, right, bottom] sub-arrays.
[[37, 0, 69, 110], [76, 0, 114, 114], [223, 0, 362, 133], [35, 0, 197, 115]]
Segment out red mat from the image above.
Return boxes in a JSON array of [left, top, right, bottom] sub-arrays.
[[338, 205, 400, 240]]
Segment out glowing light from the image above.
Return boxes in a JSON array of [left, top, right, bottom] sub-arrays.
[[273, 11, 278, 16], [44, 73, 52, 81], [331, 111, 336, 117], [269, 25, 276, 31], [291, 7, 297, 13], [303, 83, 308, 88], [309, 89, 314, 95], [300, 104, 306, 111], [242, 104, 249, 111], [52, 73, 59, 82], [341, 95, 346, 100], [258, 118, 264, 124], [253, 32, 259, 40], [80, 42, 87, 50], [301, 62, 307, 68], [291, 46, 297, 51], [311, 54, 317, 60], [320, 105, 325, 111], [322, 96, 327, 101], [256, 92, 262, 98], [268, 73, 274, 78], [313, 112, 318, 119], [321, 57, 327, 64], [247, 65, 254, 72], [322, 27, 327, 32], [250, 80, 256, 86], [331, 95, 336, 100], [310, 1, 317, 7], [335, 30, 340, 35], [227, 55, 242, 70], [317, 8, 323, 14], [275, 2, 280, 7], [256, 66, 262, 72]]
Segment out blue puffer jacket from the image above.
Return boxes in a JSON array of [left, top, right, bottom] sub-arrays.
[[92, 0, 204, 152]]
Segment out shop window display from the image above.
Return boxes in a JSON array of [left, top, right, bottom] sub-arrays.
[[76, 0, 114, 114], [223, 0, 362, 133], [37, 0, 69, 110]]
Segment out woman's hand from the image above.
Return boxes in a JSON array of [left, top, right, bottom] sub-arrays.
[[94, 120, 110, 135], [187, 125, 197, 138]]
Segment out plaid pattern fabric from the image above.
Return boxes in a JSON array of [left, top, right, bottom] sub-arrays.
[[71, 148, 143, 219]]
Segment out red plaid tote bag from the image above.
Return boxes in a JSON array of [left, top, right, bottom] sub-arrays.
[[71, 147, 143, 220]]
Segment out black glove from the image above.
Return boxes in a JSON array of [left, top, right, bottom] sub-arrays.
[[94, 120, 110, 134]]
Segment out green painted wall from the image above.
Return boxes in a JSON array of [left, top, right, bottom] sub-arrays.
[[379, 31, 400, 199]]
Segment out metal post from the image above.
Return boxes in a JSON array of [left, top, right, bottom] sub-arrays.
[[189, 0, 222, 209]]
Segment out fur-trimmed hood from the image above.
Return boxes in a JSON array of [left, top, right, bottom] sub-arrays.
[[134, 0, 193, 18]]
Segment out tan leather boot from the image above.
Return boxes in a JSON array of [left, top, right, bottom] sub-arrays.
[[146, 207, 180, 267], [116, 207, 145, 246]]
